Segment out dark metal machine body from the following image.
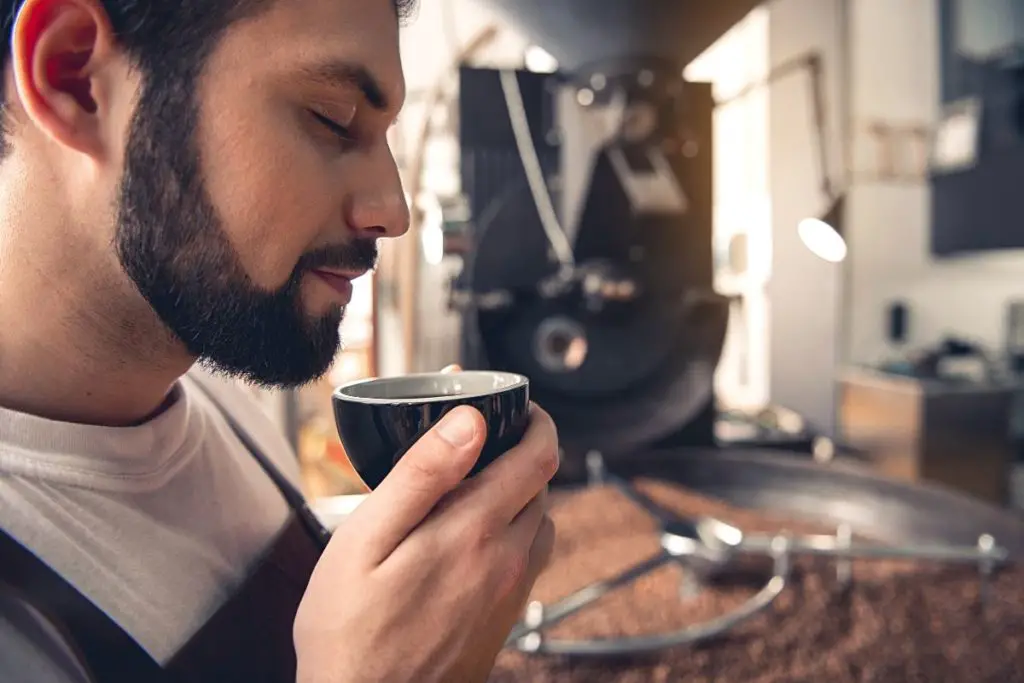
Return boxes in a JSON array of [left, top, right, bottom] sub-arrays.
[[455, 64, 726, 468]]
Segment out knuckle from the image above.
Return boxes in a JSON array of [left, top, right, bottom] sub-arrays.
[[544, 446, 560, 480], [399, 449, 452, 492], [456, 517, 497, 551], [537, 433, 560, 480], [521, 413, 559, 472], [497, 548, 529, 596]]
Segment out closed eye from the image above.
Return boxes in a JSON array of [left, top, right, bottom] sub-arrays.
[[310, 110, 354, 143]]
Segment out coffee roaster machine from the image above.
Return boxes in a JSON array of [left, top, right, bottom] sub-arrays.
[[451, 5, 740, 474], [444, 0, 1024, 661]]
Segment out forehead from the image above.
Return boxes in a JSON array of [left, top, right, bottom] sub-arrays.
[[220, 0, 405, 110]]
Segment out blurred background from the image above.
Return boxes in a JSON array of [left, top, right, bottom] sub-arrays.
[[247, 0, 1024, 512]]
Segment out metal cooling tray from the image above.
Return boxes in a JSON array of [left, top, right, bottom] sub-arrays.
[[611, 448, 1023, 553], [507, 448, 1023, 657]]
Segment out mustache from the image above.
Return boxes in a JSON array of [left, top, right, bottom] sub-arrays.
[[296, 239, 379, 275]]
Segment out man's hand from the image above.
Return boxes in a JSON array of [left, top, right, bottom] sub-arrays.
[[436, 362, 552, 679], [444, 511, 553, 681], [294, 389, 558, 683]]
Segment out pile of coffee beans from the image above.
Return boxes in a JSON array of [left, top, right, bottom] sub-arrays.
[[490, 480, 1024, 682]]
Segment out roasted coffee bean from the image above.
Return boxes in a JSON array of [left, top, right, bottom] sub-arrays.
[[491, 481, 1024, 683]]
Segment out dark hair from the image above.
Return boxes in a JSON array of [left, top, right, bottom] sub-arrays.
[[0, 0, 416, 154]]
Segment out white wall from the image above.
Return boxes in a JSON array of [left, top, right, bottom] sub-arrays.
[[766, 0, 1024, 437], [686, 11, 773, 412], [846, 0, 1024, 364], [766, 0, 846, 436]]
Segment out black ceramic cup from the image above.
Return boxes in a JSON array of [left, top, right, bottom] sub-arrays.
[[332, 371, 531, 491]]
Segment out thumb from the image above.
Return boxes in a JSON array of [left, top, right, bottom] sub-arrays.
[[347, 405, 487, 565]]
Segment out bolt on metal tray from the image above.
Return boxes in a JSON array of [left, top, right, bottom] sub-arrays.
[[505, 451, 1015, 658]]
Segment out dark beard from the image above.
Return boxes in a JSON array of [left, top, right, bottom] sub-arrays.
[[113, 77, 377, 389]]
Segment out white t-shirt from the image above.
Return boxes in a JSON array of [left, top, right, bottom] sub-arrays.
[[0, 366, 302, 680]]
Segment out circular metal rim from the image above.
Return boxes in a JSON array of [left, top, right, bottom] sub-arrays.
[[509, 567, 788, 656], [607, 447, 1024, 555]]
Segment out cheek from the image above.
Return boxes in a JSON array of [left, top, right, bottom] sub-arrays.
[[195, 97, 338, 289]]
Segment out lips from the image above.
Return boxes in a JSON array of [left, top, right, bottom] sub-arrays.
[[313, 267, 369, 281], [312, 269, 359, 302]]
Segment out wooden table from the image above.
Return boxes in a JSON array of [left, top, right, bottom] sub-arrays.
[[838, 368, 1016, 506]]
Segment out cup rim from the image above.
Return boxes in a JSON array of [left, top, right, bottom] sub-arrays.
[[333, 370, 529, 405]]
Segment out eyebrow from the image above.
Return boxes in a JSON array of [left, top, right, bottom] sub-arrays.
[[300, 60, 392, 113]]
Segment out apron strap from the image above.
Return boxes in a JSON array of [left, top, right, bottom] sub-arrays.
[[0, 528, 169, 683], [165, 515, 319, 682], [188, 378, 331, 549]]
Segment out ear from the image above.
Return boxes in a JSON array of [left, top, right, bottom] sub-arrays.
[[10, 0, 121, 160]]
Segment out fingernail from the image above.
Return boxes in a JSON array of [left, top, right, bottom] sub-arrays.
[[436, 408, 476, 446]]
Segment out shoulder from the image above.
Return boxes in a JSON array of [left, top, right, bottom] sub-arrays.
[[181, 366, 303, 488]]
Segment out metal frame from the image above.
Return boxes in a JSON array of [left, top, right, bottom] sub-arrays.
[[505, 452, 1013, 658]]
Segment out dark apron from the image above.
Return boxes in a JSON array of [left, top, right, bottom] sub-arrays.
[[0, 382, 332, 682]]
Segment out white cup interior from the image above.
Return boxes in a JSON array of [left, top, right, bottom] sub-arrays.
[[335, 371, 527, 405]]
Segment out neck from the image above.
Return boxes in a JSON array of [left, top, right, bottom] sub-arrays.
[[0, 171, 195, 427]]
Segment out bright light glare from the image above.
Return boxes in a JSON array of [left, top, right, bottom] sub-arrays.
[[419, 194, 445, 266], [798, 217, 847, 263], [524, 45, 558, 73], [421, 222, 444, 266]]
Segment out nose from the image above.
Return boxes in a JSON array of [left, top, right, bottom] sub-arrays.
[[344, 142, 410, 240]]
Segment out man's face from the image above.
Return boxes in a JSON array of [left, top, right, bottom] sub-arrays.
[[115, 0, 408, 388]]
